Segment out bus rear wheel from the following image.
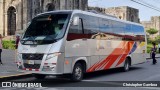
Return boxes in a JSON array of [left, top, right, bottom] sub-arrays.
[[71, 63, 83, 81], [33, 74, 46, 79], [123, 58, 130, 72]]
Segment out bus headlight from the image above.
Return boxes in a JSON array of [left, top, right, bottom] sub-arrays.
[[46, 52, 61, 60]]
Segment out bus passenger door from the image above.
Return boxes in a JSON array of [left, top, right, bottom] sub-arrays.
[[65, 15, 89, 73]]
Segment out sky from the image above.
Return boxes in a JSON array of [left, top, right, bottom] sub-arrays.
[[88, 0, 160, 21]]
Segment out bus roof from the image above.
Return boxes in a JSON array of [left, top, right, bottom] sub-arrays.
[[37, 10, 143, 27]]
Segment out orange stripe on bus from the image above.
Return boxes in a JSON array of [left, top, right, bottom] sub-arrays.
[[87, 41, 127, 72], [101, 41, 127, 70], [116, 41, 134, 66]]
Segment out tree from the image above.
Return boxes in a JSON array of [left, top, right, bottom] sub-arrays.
[[146, 28, 158, 40], [155, 36, 160, 42]]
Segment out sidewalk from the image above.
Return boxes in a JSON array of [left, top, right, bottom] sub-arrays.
[[0, 50, 160, 81], [145, 53, 160, 59], [0, 49, 31, 81]]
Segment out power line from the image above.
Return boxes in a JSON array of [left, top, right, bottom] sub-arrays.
[[90, 0, 160, 13], [130, 0, 160, 12], [138, 0, 160, 10]]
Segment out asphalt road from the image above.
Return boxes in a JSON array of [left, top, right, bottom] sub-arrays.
[[1, 58, 160, 90]]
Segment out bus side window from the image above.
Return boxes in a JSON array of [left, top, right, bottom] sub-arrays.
[[83, 15, 99, 39], [99, 18, 113, 40], [112, 21, 125, 40], [132, 25, 145, 41], [67, 15, 83, 41], [124, 24, 134, 41]]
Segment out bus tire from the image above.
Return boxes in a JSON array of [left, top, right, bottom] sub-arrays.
[[123, 58, 130, 72], [33, 74, 46, 79], [71, 63, 83, 81]]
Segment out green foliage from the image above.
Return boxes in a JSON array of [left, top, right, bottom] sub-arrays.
[[155, 36, 160, 42], [146, 29, 160, 53], [146, 28, 158, 35], [147, 44, 152, 53], [147, 40, 159, 53], [147, 38, 153, 44], [147, 39, 158, 44], [2, 40, 15, 50]]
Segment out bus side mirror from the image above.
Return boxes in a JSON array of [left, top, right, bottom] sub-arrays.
[[73, 16, 79, 26]]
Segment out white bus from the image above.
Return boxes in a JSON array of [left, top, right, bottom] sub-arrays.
[[17, 10, 146, 81]]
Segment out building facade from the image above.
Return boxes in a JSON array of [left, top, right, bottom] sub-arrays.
[[88, 6, 105, 14], [88, 6, 140, 23], [0, 0, 88, 36], [141, 16, 160, 38], [105, 6, 140, 23]]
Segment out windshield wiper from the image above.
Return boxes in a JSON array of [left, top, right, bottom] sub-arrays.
[[21, 35, 37, 45]]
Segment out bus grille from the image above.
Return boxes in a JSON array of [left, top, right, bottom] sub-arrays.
[[23, 64, 40, 69], [22, 54, 44, 60]]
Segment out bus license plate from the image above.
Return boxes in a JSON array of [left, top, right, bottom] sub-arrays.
[[28, 60, 34, 65]]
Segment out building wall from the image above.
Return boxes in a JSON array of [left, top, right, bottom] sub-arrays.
[[88, 6, 140, 23], [0, 0, 88, 36], [141, 16, 160, 38], [127, 6, 139, 23], [141, 21, 152, 30], [105, 6, 139, 23], [3, 0, 22, 36], [88, 6, 106, 13], [105, 6, 126, 20], [0, 0, 4, 35], [151, 16, 160, 37]]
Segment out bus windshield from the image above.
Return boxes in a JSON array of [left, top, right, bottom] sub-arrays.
[[21, 13, 70, 45]]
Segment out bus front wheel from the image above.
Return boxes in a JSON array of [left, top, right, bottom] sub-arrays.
[[71, 63, 83, 81]]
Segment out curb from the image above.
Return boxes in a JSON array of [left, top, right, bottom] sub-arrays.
[[146, 57, 160, 59], [0, 73, 32, 81]]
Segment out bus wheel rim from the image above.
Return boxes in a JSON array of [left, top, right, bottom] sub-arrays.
[[75, 67, 82, 79], [125, 62, 129, 70]]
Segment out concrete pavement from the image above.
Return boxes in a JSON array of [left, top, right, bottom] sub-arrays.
[[145, 53, 160, 59], [0, 49, 31, 81], [0, 49, 160, 81]]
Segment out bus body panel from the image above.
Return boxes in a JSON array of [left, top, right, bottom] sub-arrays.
[[17, 10, 146, 76], [17, 39, 67, 74]]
